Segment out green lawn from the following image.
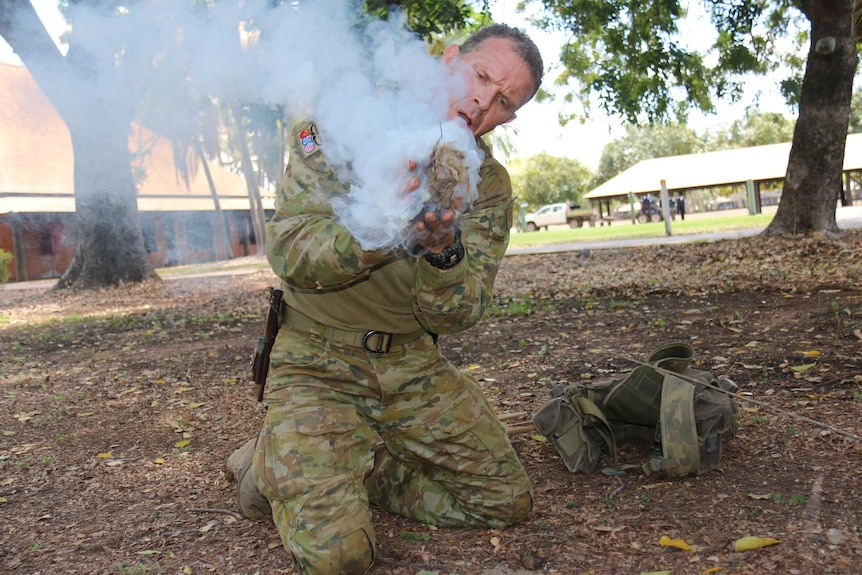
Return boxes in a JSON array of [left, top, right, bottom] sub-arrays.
[[508, 212, 775, 248]]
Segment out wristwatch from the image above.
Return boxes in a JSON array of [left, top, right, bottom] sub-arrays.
[[423, 231, 465, 270]]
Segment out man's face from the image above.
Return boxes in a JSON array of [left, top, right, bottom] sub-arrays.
[[443, 37, 535, 138]]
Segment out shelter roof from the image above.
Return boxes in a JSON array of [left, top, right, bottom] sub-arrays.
[[584, 132, 862, 200]]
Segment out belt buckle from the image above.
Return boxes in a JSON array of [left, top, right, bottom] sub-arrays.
[[363, 330, 393, 353]]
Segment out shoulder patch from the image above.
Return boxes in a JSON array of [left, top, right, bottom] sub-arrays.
[[297, 122, 321, 159]]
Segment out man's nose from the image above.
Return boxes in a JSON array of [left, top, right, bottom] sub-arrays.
[[474, 86, 494, 111]]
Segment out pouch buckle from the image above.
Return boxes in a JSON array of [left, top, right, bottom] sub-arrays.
[[363, 330, 393, 354]]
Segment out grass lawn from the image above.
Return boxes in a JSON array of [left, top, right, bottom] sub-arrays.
[[508, 212, 775, 248]]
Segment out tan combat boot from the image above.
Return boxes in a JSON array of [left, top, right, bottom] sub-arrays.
[[226, 437, 272, 521]]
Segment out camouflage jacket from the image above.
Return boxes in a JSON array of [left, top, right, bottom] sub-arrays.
[[266, 119, 514, 336]]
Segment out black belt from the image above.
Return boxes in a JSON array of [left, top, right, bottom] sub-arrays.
[[284, 308, 427, 353]]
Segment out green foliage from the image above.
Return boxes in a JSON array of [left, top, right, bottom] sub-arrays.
[[0, 249, 11, 284], [364, 0, 486, 40], [849, 89, 862, 134], [592, 123, 703, 185], [530, 0, 806, 123], [706, 109, 796, 149], [509, 152, 593, 208]]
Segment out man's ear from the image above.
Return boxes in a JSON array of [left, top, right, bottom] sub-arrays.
[[442, 43, 461, 63]]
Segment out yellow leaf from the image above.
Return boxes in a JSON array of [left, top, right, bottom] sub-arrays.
[[702, 567, 724, 574], [174, 386, 194, 394], [14, 411, 41, 422], [467, 364, 482, 371], [0, 478, 13, 487], [790, 363, 815, 373], [734, 536, 780, 552], [78, 412, 94, 417], [189, 402, 207, 409], [802, 350, 821, 357], [96, 452, 113, 459], [183, 567, 193, 575], [0, 497, 7, 504], [639, 571, 672, 575], [153, 458, 165, 465], [659, 535, 692, 551], [174, 439, 191, 448]]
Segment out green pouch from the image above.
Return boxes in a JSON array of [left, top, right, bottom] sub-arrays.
[[532, 385, 616, 473]]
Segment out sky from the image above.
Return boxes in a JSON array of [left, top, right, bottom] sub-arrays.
[[1, 0, 799, 171]]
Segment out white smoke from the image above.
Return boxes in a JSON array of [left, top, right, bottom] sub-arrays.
[[67, 0, 481, 252]]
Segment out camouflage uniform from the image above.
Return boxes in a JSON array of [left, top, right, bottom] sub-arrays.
[[250, 119, 533, 575]]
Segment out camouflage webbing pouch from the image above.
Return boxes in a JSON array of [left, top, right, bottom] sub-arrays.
[[532, 385, 616, 473], [533, 343, 739, 477]]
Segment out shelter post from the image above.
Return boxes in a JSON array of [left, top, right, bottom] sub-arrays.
[[746, 180, 761, 215], [628, 192, 637, 225], [659, 180, 672, 236]]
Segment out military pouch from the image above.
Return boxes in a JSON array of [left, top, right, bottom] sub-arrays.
[[532, 385, 616, 473]]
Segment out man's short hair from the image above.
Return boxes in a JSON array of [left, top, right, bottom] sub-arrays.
[[459, 23, 544, 105]]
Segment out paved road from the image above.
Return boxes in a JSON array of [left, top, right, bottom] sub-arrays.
[[506, 205, 862, 256]]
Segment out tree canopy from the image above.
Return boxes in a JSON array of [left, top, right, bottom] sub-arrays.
[[509, 152, 593, 209]]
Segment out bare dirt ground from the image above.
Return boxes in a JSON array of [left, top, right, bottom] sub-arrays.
[[2, 230, 862, 575]]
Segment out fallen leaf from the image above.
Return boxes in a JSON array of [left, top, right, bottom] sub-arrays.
[[13, 411, 41, 422], [659, 535, 692, 551], [734, 536, 780, 552], [174, 439, 191, 448], [490, 536, 502, 552], [96, 452, 113, 459], [790, 363, 815, 373]]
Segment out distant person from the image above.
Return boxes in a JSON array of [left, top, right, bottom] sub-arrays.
[[677, 194, 686, 220], [641, 196, 651, 220]]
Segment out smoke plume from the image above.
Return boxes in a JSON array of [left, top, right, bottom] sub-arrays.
[[67, 0, 481, 251]]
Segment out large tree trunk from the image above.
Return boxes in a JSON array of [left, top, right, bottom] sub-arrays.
[[1, 0, 157, 289], [764, 0, 856, 236], [56, 117, 158, 289]]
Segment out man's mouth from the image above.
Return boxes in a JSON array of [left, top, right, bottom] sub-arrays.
[[458, 112, 473, 128]]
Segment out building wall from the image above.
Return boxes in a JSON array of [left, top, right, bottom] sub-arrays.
[[0, 210, 263, 282]]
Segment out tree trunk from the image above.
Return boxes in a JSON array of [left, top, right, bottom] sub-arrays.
[[193, 138, 233, 261], [764, 0, 856, 236], [56, 115, 158, 289], [231, 105, 267, 254]]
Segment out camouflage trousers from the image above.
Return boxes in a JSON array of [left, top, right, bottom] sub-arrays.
[[251, 328, 534, 575]]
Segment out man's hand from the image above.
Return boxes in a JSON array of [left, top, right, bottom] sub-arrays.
[[401, 159, 460, 254], [413, 207, 459, 254]]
